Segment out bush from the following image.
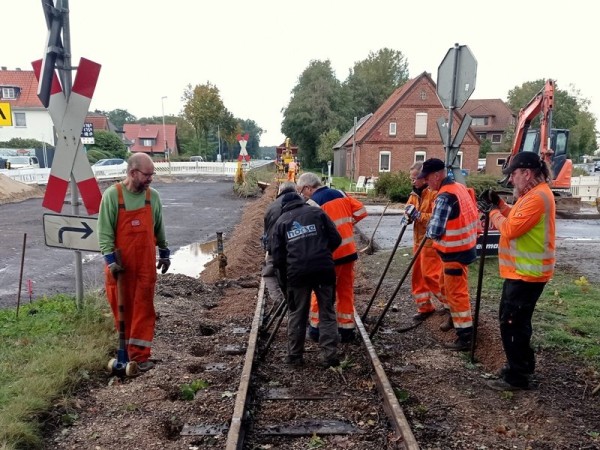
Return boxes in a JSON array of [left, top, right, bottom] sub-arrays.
[[465, 173, 505, 197], [374, 172, 413, 202]]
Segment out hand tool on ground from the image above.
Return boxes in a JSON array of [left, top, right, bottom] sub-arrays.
[[470, 208, 491, 363], [260, 303, 288, 360], [261, 295, 286, 336], [369, 236, 427, 339], [107, 249, 139, 377], [361, 217, 408, 322], [359, 201, 391, 254]]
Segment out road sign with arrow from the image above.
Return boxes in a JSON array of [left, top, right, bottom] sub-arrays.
[[43, 213, 99, 252]]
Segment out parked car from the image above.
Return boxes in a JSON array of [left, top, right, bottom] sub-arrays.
[[92, 158, 125, 167], [6, 155, 40, 169], [190, 156, 204, 162]]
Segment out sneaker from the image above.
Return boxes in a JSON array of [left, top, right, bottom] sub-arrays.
[[444, 338, 470, 351], [486, 378, 527, 391], [284, 355, 305, 366], [439, 315, 454, 332], [321, 357, 340, 368], [413, 311, 435, 322], [138, 361, 155, 372]]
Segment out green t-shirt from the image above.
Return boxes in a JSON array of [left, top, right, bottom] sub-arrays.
[[97, 183, 168, 255]]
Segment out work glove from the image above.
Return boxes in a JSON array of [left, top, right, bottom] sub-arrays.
[[156, 248, 171, 274], [104, 252, 124, 279], [477, 200, 493, 214], [480, 188, 501, 206], [405, 204, 420, 223]]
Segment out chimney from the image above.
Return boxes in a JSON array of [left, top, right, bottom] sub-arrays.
[[1, 67, 7, 71], [16, 67, 21, 71]]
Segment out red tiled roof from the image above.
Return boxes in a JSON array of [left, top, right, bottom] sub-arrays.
[[460, 99, 515, 132], [85, 113, 111, 131], [0, 69, 44, 108], [123, 123, 178, 154]]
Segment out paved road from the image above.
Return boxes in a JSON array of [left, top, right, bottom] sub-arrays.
[[0, 178, 248, 309]]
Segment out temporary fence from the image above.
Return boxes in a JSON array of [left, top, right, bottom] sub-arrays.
[[0, 160, 272, 186], [570, 175, 600, 201]]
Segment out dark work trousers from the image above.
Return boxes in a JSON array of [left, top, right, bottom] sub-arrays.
[[499, 278, 546, 387], [286, 283, 339, 362]]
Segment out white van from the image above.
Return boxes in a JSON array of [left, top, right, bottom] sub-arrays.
[[7, 155, 40, 169]]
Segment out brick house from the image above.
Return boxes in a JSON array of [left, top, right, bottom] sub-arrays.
[[334, 72, 480, 180], [460, 99, 515, 151], [123, 123, 179, 158], [0, 67, 54, 145]]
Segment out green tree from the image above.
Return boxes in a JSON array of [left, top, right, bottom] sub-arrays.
[[342, 48, 409, 120], [85, 130, 127, 162], [479, 139, 492, 158], [102, 109, 137, 129], [317, 128, 340, 164], [182, 82, 228, 156], [0, 138, 47, 149], [281, 60, 345, 167]]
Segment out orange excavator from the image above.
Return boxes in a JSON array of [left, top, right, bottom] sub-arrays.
[[500, 79, 580, 214]]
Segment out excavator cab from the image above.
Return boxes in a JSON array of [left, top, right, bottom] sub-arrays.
[[522, 128, 571, 186]]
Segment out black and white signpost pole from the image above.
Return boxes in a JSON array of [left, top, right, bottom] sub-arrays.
[[436, 43, 477, 185]]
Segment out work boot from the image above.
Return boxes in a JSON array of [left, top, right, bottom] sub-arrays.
[[439, 314, 453, 332], [138, 361, 155, 372], [486, 378, 528, 391], [413, 310, 435, 322], [320, 357, 340, 368], [444, 337, 470, 351], [284, 355, 305, 367]]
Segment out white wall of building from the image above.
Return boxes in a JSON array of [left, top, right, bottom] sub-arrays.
[[0, 109, 54, 145]]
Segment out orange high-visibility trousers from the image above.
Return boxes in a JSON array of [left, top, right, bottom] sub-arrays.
[[411, 245, 443, 313], [309, 262, 355, 331], [104, 184, 157, 363], [438, 260, 472, 330]]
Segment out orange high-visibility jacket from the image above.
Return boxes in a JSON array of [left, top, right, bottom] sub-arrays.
[[406, 187, 437, 247], [310, 187, 367, 264], [490, 182, 556, 282], [432, 183, 478, 254]]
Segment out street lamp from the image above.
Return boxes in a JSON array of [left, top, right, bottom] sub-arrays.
[[161, 96, 168, 160]]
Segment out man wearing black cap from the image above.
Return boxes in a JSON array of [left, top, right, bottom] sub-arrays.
[[479, 151, 556, 390], [415, 158, 479, 351]]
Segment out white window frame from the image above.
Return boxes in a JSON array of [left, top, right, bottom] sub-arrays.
[[414, 150, 426, 163], [415, 113, 427, 137], [379, 151, 391, 172], [2, 87, 16, 99], [491, 134, 502, 144], [496, 158, 506, 167], [141, 138, 155, 147], [389, 122, 397, 136], [14, 112, 26, 127]]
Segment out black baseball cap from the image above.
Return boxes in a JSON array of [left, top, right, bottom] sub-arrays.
[[417, 158, 446, 179], [502, 152, 542, 175]]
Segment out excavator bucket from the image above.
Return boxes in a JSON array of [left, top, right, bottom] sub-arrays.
[[554, 192, 582, 218]]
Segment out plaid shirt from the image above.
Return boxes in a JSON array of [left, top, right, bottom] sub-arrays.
[[425, 192, 454, 241]]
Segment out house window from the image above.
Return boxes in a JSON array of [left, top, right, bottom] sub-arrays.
[[379, 151, 391, 172], [477, 133, 487, 140], [453, 151, 463, 168], [491, 134, 502, 144], [496, 158, 506, 166], [389, 122, 397, 136], [141, 138, 155, 147], [14, 112, 26, 127], [415, 113, 427, 137], [420, 90, 427, 100], [472, 117, 489, 126], [415, 150, 426, 163], [2, 87, 16, 99]]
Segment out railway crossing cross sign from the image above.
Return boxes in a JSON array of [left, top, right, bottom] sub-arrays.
[[32, 58, 102, 215]]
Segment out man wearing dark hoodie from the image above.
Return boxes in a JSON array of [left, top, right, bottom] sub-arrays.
[[270, 189, 342, 368]]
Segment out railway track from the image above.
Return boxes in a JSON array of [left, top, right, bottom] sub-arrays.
[[215, 277, 419, 449]]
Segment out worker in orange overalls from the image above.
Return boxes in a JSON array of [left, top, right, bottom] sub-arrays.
[[287, 158, 298, 182], [405, 162, 443, 322], [98, 153, 170, 373], [413, 158, 478, 351], [297, 172, 368, 343]]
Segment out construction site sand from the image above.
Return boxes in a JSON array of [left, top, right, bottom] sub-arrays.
[[0, 174, 44, 205]]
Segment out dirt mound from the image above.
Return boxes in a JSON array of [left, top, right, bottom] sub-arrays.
[[0, 174, 44, 205]]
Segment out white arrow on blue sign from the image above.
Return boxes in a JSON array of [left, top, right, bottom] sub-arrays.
[[43, 213, 100, 252]]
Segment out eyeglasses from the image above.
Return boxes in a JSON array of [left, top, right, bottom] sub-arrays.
[[135, 169, 155, 178]]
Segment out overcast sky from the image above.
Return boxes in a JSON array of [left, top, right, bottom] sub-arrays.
[[5, 0, 597, 147]]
